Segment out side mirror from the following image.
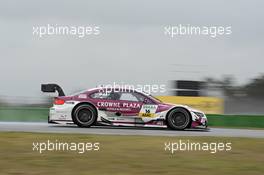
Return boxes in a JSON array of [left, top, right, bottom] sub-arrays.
[[143, 98, 149, 104]]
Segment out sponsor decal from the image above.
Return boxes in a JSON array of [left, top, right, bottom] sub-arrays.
[[78, 94, 87, 99], [65, 101, 75, 104], [139, 105, 158, 117], [97, 102, 140, 109], [123, 103, 140, 109], [59, 114, 67, 119]]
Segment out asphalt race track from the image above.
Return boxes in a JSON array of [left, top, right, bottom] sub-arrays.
[[0, 122, 263, 138]]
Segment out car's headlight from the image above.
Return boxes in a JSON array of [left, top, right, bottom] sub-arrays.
[[193, 112, 204, 118]]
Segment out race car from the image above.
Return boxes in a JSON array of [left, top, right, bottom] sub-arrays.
[[41, 84, 207, 130]]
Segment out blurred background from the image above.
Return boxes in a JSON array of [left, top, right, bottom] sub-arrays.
[[0, 0, 264, 124], [1, 2, 264, 175]]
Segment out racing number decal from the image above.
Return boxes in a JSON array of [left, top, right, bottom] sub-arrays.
[[139, 105, 158, 117]]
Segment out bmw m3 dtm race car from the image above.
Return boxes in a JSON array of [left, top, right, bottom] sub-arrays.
[[41, 84, 207, 130]]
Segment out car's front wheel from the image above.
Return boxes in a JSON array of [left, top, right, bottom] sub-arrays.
[[166, 108, 191, 130], [72, 104, 97, 127]]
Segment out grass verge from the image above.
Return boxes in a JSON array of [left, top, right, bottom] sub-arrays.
[[207, 114, 264, 128], [0, 132, 263, 175]]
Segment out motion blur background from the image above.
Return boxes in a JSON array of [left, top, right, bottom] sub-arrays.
[[0, 0, 264, 115], [1, 2, 264, 175]]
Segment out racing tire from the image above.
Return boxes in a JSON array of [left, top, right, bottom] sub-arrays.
[[166, 108, 191, 130], [72, 104, 97, 128]]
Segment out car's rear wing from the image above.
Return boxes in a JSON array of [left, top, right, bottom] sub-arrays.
[[41, 84, 65, 96]]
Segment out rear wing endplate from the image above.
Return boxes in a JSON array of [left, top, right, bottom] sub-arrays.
[[41, 84, 65, 96]]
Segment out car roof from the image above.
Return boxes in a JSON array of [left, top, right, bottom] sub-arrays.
[[72, 87, 150, 95]]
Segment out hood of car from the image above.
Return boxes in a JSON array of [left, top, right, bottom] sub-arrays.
[[160, 102, 204, 114]]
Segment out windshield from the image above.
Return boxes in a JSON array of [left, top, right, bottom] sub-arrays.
[[70, 89, 88, 96], [148, 94, 163, 103]]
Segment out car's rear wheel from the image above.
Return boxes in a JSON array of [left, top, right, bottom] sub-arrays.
[[166, 108, 191, 130], [72, 104, 97, 127]]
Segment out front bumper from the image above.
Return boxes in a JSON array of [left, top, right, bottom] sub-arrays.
[[191, 111, 208, 128]]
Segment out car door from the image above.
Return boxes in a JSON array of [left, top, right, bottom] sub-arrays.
[[114, 91, 159, 126], [89, 90, 123, 120], [89, 90, 143, 124], [115, 91, 143, 118]]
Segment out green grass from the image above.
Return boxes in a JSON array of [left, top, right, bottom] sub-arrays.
[[207, 114, 264, 128], [0, 107, 48, 121], [0, 107, 264, 128], [0, 132, 263, 175]]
